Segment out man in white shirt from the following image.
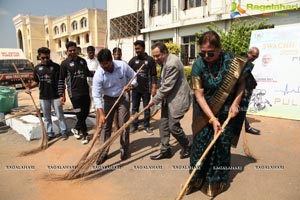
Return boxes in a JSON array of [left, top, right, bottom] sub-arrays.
[[84, 46, 99, 110], [85, 45, 99, 85], [93, 48, 137, 164]]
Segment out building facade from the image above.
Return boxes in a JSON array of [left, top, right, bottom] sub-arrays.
[[107, 0, 300, 63], [13, 8, 107, 65]]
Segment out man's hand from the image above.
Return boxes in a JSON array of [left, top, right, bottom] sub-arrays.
[[60, 96, 66, 105], [151, 87, 157, 97], [97, 108, 106, 125], [148, 100, 154, 108], [25, 88, 31, 95], [124, 84, 133, 92]]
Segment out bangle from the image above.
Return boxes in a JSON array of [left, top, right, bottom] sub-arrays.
[[209, 116, 217, 124]]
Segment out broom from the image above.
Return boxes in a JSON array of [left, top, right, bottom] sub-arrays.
[[241, 121, 257, 159], [62, 64, 145, 174], [0, 110, 35, 123], [62, 105, 151, 180], [175, 113, 233, 200], [12, 63, 48, 156]]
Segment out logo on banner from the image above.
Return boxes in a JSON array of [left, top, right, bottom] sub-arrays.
[[230, 2, 246, 18]]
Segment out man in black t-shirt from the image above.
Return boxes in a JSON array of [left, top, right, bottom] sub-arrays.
[[58, 41, 94, 144], [26, 47, 68, 140], [128, 40, 157, 135]]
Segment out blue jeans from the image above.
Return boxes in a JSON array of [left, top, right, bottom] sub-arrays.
[[131, 90, 151, 128], [40, 98, 67, 136]]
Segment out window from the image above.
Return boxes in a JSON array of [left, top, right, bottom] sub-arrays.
[[72, 21, 78, 30], [150, 0, 171, 17], [58, 39, 62, 48], [85, 34, 89, 43], [45, 27, 49, 35], [17, 30, 23, 50], [152, 38, 173, 44], [61, 23, 66, 33], [65, 38, 69, 44], [181, 35, 197, 65], [54, 26, 59, 35], [76, 36, 80, 45], [182, 0, 203, 10], [110, 11, 144, 40], [46, 40, 49, 47], [80, 17, 87, 28]]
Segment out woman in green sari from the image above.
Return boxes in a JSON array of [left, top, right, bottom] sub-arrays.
[[188, 30, 256, 197]]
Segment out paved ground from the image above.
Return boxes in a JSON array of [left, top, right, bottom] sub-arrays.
[[0, 88, 299, 200]]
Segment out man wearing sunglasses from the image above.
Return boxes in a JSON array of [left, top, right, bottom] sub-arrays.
[[26, 47, 68, 140]]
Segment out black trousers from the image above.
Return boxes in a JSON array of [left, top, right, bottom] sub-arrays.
[[70, 95, 91, 135], [131, 90, 151, 128], [245, 118, 250, 129]]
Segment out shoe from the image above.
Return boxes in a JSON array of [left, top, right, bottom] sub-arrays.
[[96, 154, 108, 165], [81, 135, 89, 144], [71, 128, 81, 139], [144, 127, 153, 136], [246, 127, 261, 135], [47, 135, 55, 141], [180, 146, 191, 159], [150, 149, 172, 160], [61, 133, 68, 140], [120, 148, 130, 161], [130, 126, 138, 133], [47, 133, 55, 141]]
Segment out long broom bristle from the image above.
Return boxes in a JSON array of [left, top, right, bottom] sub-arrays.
[[18, 130, 48, 156], [62, 107, 149, 180], [242, 126, 257, 160], [18, 147, 46, 156], [13, 62, 48, 156]]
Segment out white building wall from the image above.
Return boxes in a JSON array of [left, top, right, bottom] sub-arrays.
[[107, 0, 144, 61], [107, 0, 300, 63]]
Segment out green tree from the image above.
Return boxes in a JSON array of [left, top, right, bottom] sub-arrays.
[[165, 42, 181, 55], [195, 19, 272, 55]]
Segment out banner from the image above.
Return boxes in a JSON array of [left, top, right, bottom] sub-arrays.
[[249, 26, 300, 120]]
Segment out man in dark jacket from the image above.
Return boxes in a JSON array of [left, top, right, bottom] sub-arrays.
[[26, 47, 68, 140], [128, 40, 157, 135], [58, 41, 93, 144]]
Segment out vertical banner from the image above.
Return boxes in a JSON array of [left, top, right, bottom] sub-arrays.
[[249, 26, 300, 120]]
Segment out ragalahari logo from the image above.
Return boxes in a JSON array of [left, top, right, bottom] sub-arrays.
[[230, 2, 246, 18]]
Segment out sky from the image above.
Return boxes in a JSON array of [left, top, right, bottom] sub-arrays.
[[0, 0, 107, 48]]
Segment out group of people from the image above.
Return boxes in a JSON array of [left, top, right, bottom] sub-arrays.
[[26, 30, 261, 197]]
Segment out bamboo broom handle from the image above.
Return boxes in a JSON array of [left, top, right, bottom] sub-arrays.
[[105, 64, 144, 118], [12, 63, 48, 147], [175, 113, 233, 200]]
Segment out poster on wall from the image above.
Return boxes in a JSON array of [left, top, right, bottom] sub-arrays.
[[249, 26, 300, 120]]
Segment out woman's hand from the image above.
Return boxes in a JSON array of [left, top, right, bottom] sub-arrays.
[[211, 119, 223, 137], [229, 104, 239, 118]]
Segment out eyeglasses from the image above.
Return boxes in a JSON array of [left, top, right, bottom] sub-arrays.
[[199, 51, 215, 58], [251, 54, 258, 59], [40, 56, 50, 60]]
